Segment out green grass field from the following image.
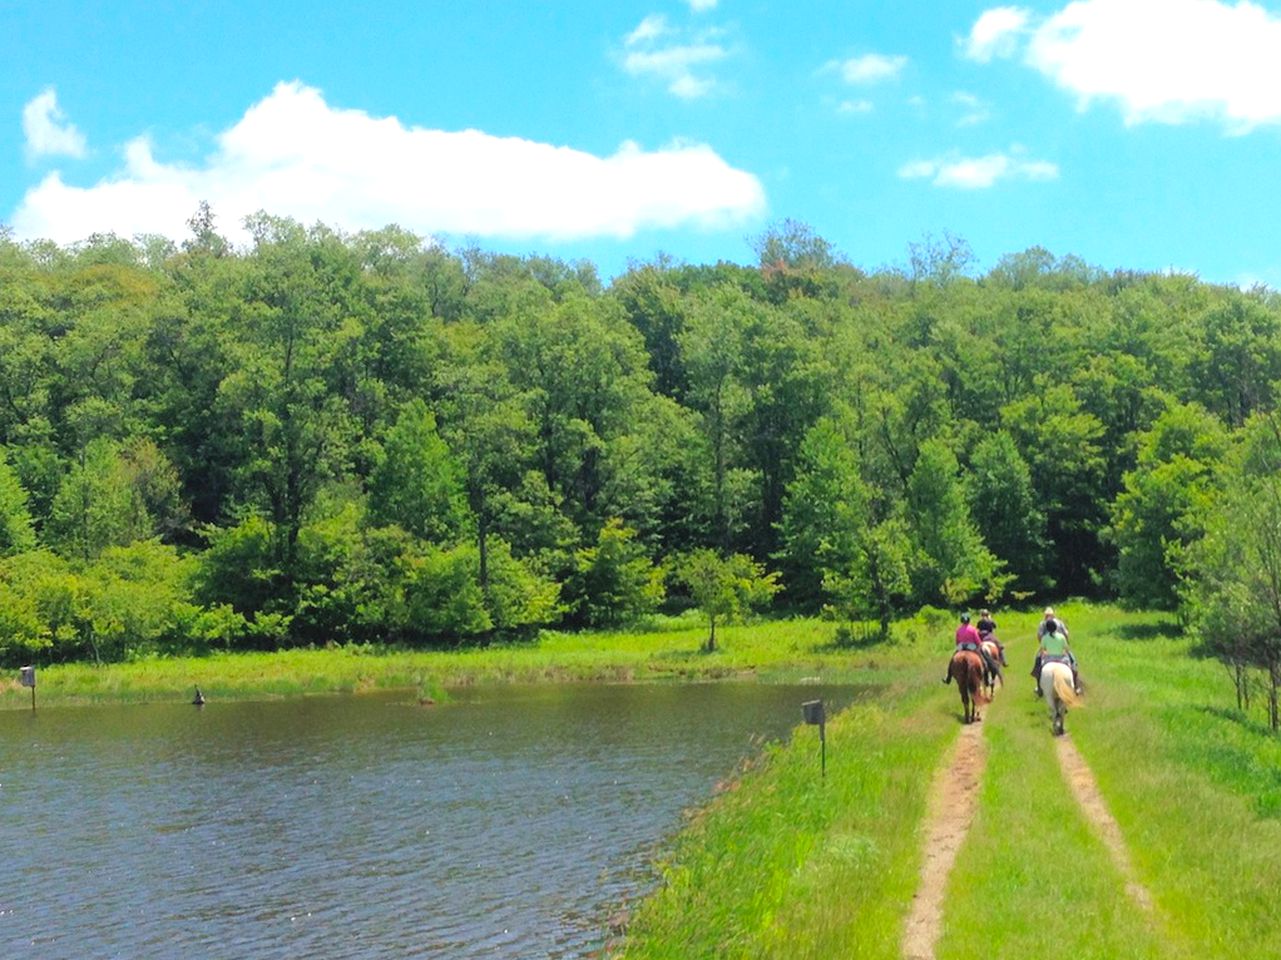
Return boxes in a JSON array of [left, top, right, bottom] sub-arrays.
[[0, 611, 918, 708], [615, 604, 1281, 959]]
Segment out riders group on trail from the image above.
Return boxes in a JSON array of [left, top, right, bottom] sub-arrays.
[[943, 612, 1001, 686], [940, 606, 1083, 697]]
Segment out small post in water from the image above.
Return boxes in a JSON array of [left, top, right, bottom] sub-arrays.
[[802, 699, 826, 778], [19, 665, 36, 712]]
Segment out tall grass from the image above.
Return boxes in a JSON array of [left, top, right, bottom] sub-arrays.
[[0, 612, 917, 708], [615, 684, 957, 959], [615, 604, 1281, 958], [1069, 617, 1281, 959]]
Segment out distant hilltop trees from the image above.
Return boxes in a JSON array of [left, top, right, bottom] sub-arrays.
[[0, 216, 1277, 672]]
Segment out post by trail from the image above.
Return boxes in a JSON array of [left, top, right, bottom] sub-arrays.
[[20, 665, 36, 711]]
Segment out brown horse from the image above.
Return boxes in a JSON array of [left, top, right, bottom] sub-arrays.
[[948, 649, 989, 723]]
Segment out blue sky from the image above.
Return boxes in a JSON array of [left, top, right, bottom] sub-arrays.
[[3, 0, 1281, 285]]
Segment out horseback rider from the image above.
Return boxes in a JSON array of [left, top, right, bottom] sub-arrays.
[[1031, 608, 1081, 695], [976, 608, 1006, 666], [943, 612, 1000, 684], [1036, 606, 1069, 642]]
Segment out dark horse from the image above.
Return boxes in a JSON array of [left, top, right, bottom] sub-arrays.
[[947, 649, 989, 723]]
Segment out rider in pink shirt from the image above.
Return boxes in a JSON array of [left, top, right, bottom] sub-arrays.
[[944, 613, 999, 683], [955, 619, 981, 647]]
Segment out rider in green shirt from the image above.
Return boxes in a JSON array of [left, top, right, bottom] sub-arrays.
[[1040, 625, 1069, 658], [1032, 618, 1081, 695]]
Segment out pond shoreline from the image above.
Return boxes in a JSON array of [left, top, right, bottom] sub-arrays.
[[0, 615, 905, 710]]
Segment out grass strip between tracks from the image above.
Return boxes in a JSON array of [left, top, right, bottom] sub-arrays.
[[938, 679, 1174, 960]]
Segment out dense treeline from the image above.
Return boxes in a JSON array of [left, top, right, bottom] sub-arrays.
[[1, 213, 1280, 698]]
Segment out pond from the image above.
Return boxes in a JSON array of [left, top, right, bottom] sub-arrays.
[[0, 681, 858, 958]]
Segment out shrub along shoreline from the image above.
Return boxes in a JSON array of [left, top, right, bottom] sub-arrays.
[[0, 603, 1016, 708], [0, 612, 887, 708]]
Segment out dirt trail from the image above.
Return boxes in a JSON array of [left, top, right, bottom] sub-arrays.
[[1055, 736, 1157, 914], [901, 720, 987, 960]]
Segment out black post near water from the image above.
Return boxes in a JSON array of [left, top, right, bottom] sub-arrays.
[[20, 665, 35, 711], [802, 699, 826, 777]]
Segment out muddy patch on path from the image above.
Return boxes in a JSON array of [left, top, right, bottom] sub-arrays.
[[1055, 736, 1157, 915], [901, 721, 987, 960]]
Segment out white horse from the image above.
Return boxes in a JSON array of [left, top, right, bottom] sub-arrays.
[[1039, 660, 1080, 736], [980, 639, 1003, 698]]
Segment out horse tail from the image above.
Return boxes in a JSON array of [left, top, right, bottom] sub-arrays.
[[1052, 668, 1080, 708]]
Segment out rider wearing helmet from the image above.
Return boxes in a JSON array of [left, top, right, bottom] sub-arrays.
[[976, 608, 1006, 666], [1036, 606, 1068, 641], [1032, 607, 1081, 695], [944, 612, 1000, 684]]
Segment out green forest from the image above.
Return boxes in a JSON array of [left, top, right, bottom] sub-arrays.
[[1, 211, 1279, 714]]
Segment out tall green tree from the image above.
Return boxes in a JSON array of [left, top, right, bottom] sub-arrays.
[[966, 431, 1046, 594], [675, 549, 779, 652], [47, 438, 147, 561], [906, 439, 1000, 604], [778, 416, 869, 608], [0, 448, 36, 555], [1002, 383, 1106, 593], [1110, 402, 1227, 609], [219, 217, 359, 592], [368, 399, 471, 543]]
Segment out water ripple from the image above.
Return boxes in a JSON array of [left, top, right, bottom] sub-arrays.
[[0, 682, 856, 958]]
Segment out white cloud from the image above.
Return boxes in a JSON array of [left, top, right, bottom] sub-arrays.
[[968, 0, 1281, 130], [626, 14, 669, 46], [621, 15, 729, 98], [22, 88, 87, 160], [837, 99, 875, 115], [951, 91, 992, 126], [10, 82, 766, 245], [832, 53, 908, 84], [898, 149, 1059, 188], [686, 0, 718, 10], [962, 6, 1031, 62]]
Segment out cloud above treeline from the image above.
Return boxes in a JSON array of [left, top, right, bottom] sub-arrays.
[[22, 88, 86, 161], [898, 149, 1059, 189], [620, 14, 730, 98], [12, 81, 766, 246], [966, 0, 1281, 130]]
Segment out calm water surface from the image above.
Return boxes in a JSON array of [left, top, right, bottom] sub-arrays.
[[0, 681, 857, 959]]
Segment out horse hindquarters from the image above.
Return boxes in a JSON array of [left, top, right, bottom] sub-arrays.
[[953, 651, 987, 723], [980, 641, 1002, 695], [1041, 661, 1077, 734]]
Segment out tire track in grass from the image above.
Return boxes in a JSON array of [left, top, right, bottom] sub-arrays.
[[1056, 736, 1158, 916], [901, 719, 987, 960]]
